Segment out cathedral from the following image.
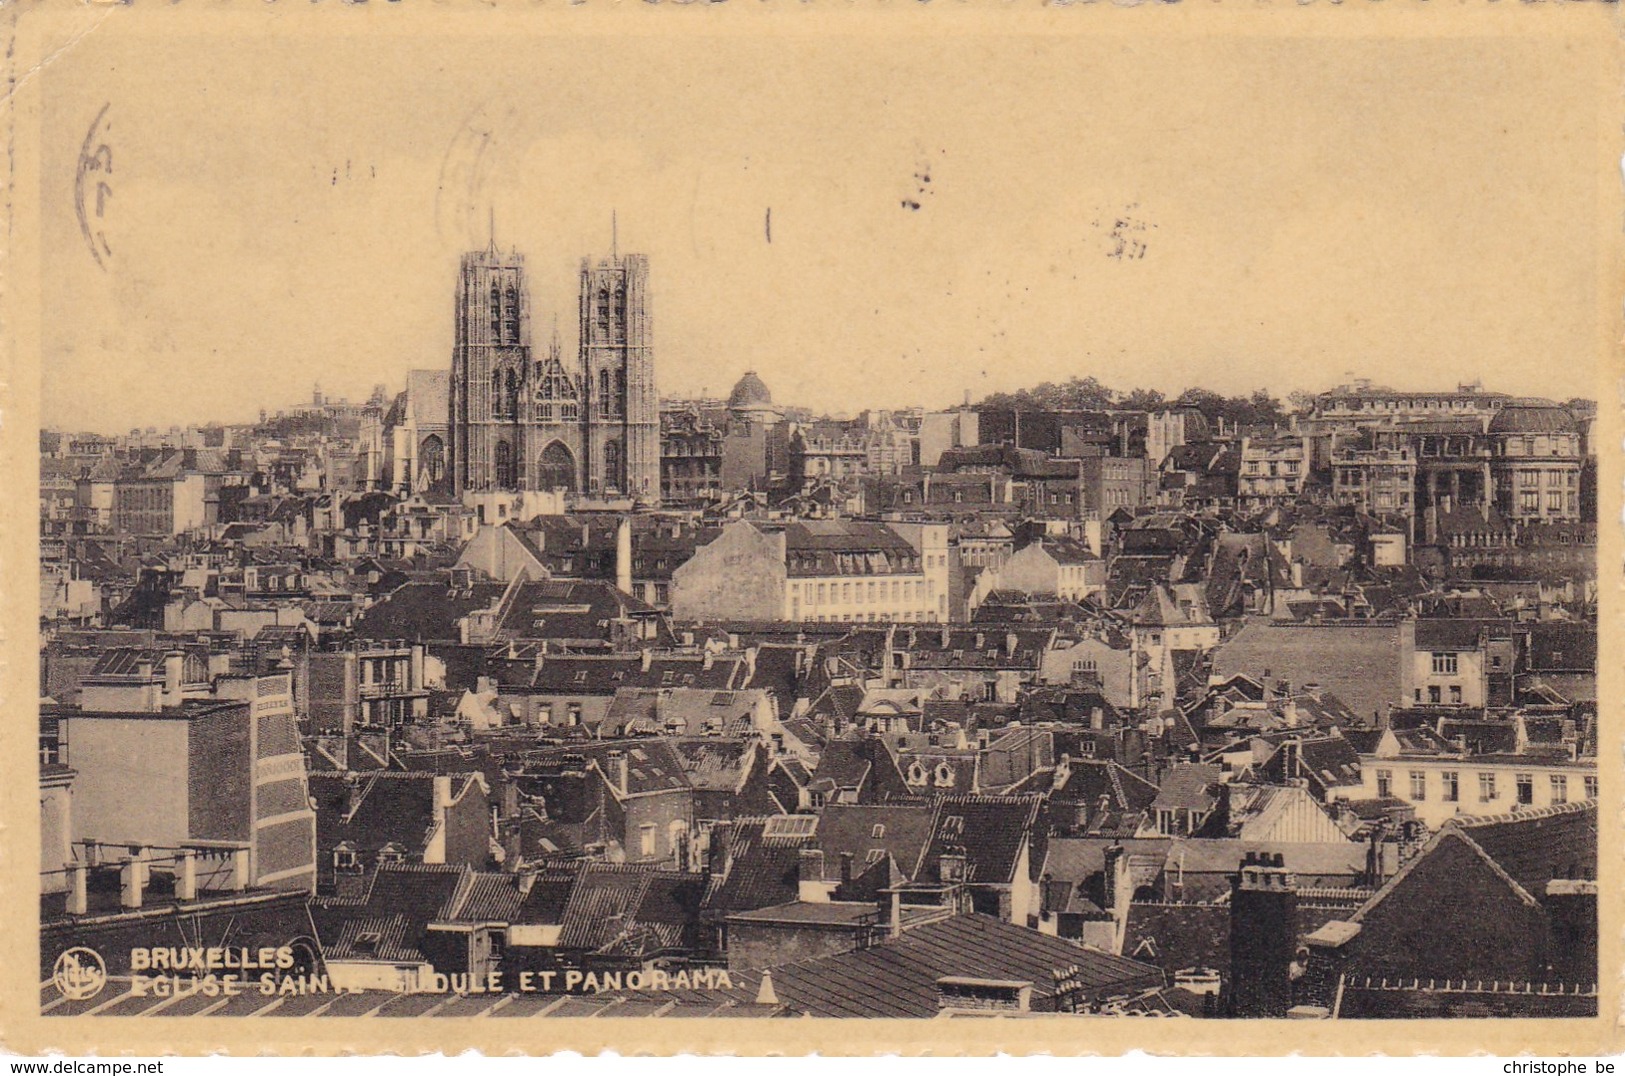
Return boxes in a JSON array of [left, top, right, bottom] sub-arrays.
[[445, 242, 659, 503]]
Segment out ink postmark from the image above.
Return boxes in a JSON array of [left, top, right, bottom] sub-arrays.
[[74, 102, 113, 271]]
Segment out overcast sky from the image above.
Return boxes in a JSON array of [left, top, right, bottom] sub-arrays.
[[39, 27, 1603, 432]]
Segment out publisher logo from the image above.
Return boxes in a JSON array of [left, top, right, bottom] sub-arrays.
[[52, 947, 107, 1002]]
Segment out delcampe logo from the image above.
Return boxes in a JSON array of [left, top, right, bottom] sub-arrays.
[[51, 947, 107, 1002]]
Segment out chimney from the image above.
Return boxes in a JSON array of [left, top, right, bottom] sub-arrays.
[[1544, 879, 1599, 983], [606, 749, 629, 796], [935, 977, 1032, 1014], [615, 516, 633, 595], [175, 849, 198, 902], [1051, 753, 1072, 793], [839, 851, 854, 886], [1006, 632, 1018, 658], [1228, 852, 1299, 1017], [1102, 842, 1133, 916], [67, 863, 88, 916], [433, 774, 454, 811], [939, 851, 967, 884], [120, 855, 147, 909], [163, 651, 185, 705], [798, 848, 828, 903]]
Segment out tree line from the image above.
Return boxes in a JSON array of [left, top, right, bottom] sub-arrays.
[[977, 376, 1318, 430]]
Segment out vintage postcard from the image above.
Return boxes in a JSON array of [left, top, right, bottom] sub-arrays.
[[2, 2, 1620, 1057]]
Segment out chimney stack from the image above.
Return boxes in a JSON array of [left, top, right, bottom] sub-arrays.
[[615, 516, 633, 595], [1228, 852, 1299, 1018], [163, 650, 185, 705], [797, 848, 828, 903], [606, 749, 629, 796]]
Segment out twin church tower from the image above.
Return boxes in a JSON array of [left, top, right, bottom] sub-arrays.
[[448, 239, 658, 503]]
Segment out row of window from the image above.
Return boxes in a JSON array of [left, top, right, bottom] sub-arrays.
[[1243, 460, 1301, 476], [791, 578, 933, 607], [1375, 768, 1596, 804], [795, 611, 941, 623], [1515, 490, 1577, 514]]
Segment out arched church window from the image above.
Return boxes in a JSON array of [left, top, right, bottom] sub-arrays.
[[490, 284, 502, 337], [604, 439, 623, 492], [506, 370, 520, 419], [615, 369, 626, 413], [597, 287, 611, 333], [599, 369, 612, 417], [494, 440, 516, 490], [419, 435, 445, 486], [505, 286, 520, 343], [537, 441, 576, 492], [491, 371, 503, 417]]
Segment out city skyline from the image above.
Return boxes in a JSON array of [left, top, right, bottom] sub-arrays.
[[40, 33, 1602, 433]]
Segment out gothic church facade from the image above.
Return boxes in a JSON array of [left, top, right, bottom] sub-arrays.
[[448, 245, 658, 503]]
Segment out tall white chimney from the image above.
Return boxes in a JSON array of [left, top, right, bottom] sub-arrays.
[[616, 516, 633, 595]]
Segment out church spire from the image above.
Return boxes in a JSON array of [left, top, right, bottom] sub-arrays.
[[488, 205, 497, 253], [611, 209, 618, 262]]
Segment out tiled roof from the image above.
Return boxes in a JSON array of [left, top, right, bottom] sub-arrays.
[[352, 581, 506, 641], [556, 864, 657, 951], [514, 868, 580, 925], [1211, 618, 1405, 725], [439, 871, 525, 924], [494, 579, 657, 641], [531, 655, 745, 695], [1452, 801, 1597, 899], [813, 804, 934, 884], [702, 817, 816, 916], [672, 737, 758, 792], [731, 914, 1162, 1017], [326, 914, 423, 963], [1152, 764, 1224, 812], [1526, 622, 1595, 673], [1123, 903, 1231, 981], [917, 794, 1041, 885]]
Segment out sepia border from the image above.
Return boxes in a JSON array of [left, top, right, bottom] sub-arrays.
[[2, 1, 1621, 1056]]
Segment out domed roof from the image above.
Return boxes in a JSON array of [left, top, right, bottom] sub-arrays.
[[728, 371, 774, 409], [1488, 400, 1577, 435]]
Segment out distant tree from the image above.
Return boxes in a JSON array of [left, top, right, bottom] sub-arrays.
[[1119, 387, 1167, 412], [977, 375, 1117, 412], [1244, 389, 1285, 428], [1287, 389, 1318, 415]]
